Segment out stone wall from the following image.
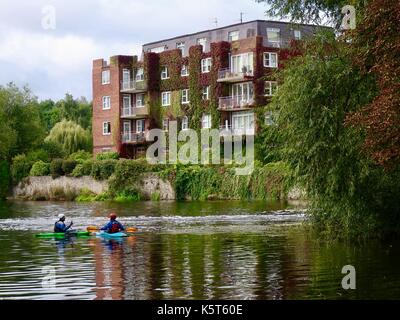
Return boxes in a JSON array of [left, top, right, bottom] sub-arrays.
[[12, 174, 175, 201]]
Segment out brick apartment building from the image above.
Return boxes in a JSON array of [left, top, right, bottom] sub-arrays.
[[92, 20, 323, 158]]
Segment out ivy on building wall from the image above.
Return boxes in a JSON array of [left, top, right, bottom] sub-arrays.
[[188, 45, 204, 131]]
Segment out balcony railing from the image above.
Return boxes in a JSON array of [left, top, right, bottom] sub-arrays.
[[120, 80, 147, 92], [217, 68, 254, 82], [219, 125, 255, 136], [121, 106, 149, 118], [121, 132, 147, 144], [218, 95, 254, 110]]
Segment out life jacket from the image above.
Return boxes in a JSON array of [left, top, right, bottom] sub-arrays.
[[54, 221, 65, 233], [109, 221, 120, 234]]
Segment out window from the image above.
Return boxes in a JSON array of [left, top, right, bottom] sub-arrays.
[[294, 30, 302, 40], [267, 28, 281, 45], [181, 89, 189, 104], [197, 37, 207, 51], [150, 46, 165, 53], [123, 95, 131, 109], [265, 111, 274, 125], [136, 93, 145, 107], [162, 118, 169, 131], [202, 86, 209, 100], [102, 70, 110, 84], [181, 65, 189, 77], [102, 96, 111, 110], [264, 81, 278, 96], [232, 111, 255, 134], [201, 114, 212, 129], [122, 69, 131, 90], [136, 119, 145, 133], [176, 42, 185, 55], [228, 30, 239, 42], [231, 52, 254, 74], [162, 91, 171, 106], [136, 68, 144, 81], [103, 122, 111, 135], [201, 58, 212, 73], [263, 52, 278, 68], [232, 82, 254, 103], [102, 148, 111, 152], [181, 116, 189, 130], [161, 66, 169, 80]]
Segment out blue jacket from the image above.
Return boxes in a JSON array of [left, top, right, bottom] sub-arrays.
[[54, 221, 72, 233], [101, 220, 125, 233]]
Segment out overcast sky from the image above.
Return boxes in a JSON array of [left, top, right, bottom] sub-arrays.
[[0, 0, 273, 101]]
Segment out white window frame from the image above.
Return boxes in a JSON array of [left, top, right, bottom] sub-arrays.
[[123, 95, 131, 109], [102, 147, 112, 153], [162, 91, 171, 106], [294, 30, 302, 40], [161, 66, 169, 80], [101, 70, 110, 85], [181, 89, 189, 104], [136, 119, 145, 133], [264, 81, 278, 96], [267, 28, 281, 45], [201, 58, 212, 73], [136, 93, 145, 107], [136, 68, 144, 81], [176, 42, 185, 55], [201, 114, 212, 129], [102, 122, 111, 135], [263, 52, 278, 68], [102, 96, 111, 110], [231, 52, 254, 74], [162, 118, 169, 131], [228, 30, 239, 42], [197, 37, 207, 51], [202, 86, 210, 100], [232, 111, 255, 135], [181, 65, 189, 77], [150, 46, 165, 53], [181, 116, 189, 130]]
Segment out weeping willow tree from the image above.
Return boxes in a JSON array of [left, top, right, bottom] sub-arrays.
[[45, 119, 92, 155]]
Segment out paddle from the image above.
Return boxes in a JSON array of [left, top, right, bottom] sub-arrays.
[[86, 226, 138, 233]]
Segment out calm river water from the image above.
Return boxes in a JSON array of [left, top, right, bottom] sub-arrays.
[[0, 200, 399, 300]]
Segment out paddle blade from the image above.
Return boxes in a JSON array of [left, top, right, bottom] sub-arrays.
[[87, 226, 99, 232], [126, 227, 138, 233]]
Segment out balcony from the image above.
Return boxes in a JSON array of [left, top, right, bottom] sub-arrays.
[[121, 106, 149, 118], [217, 68, 254, 83], [120, 80, 147, 93], [219, 125, 255, 136], [218, 95, 254, 111], [121, 132, 147, 144]]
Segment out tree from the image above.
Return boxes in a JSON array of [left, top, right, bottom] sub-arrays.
[[45, 119, 92, 155], [345, 0, 400, 169], [0, 83, 45, 159], [255, 0, 367, 28]]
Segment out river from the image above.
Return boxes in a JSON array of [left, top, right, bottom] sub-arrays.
[[0, 200, 399, 300]]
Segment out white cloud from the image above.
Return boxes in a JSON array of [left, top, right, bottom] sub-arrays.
[[0, 0, 269, 100]]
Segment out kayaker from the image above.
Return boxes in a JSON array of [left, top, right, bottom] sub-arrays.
[[101, 213, 125, 234], [54, 213, 73, 233]]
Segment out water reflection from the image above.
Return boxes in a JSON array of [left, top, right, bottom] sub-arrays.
[[0, 201, 400, 300]]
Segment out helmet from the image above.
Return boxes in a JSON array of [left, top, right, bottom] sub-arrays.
[[109, 213, 117, 220], [58, 213, 65, 219]]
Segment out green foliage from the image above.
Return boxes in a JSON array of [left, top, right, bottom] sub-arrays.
[[11, 154, 34, 183], [0, 84, 45, 160], [45, 119, 92, 155], [0, 160, 10, 199], [91, 160, 117, 181], [96, 151, 119, 161], [68, 150, 92, 163], [42, 141, 65, 160], [188, 46, 203, 131], [266, 32, 400, 237], [29, 161, 50, 176], [50, 159, 64, 178], [108, 159, 150, 196], [114, 187, 142, 202], [75, 188, 112, 202], [61, 160, 77, 176]]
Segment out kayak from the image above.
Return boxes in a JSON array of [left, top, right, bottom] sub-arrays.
[[95, 232, 128, 238], [35, 231, 91, 238]]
